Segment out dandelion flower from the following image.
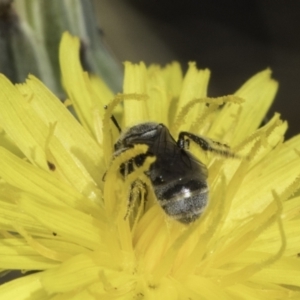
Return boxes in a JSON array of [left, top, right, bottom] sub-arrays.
[[0, 32, 300, 299]]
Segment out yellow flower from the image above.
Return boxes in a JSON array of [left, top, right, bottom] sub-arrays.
[[0, 32, 300, 299]]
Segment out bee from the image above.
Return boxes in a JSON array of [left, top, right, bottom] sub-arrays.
[[109, 120, 236, 224]]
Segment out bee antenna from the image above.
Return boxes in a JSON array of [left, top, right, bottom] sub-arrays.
[[104, 105, 122, 133]]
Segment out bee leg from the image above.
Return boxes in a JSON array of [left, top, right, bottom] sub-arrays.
[[104, 104, 122, 133], [178, 132, 237, 158], [124, 179, 148, 220]]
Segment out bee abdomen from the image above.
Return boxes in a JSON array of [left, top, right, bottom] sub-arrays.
[[155, 179, 209, 224]]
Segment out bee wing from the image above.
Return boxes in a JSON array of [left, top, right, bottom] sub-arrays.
[[151, 137, 208, 182]]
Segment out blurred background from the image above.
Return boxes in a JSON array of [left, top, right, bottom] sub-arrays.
[[1, 0, 300, 137], [95, 0, 300, 138]]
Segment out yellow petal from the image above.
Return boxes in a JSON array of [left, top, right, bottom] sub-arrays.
[[186, 275, 232, 300], [0, 147, 103, 219], [251, 218, 300, 256], [0, 74, 48, 170], [41, 252, 116, 293], [161, 61, 183, 98], [227, 283, 291, 300], [17, 75, 105, 194], [231, 135, 300, 219], [0, 272, 46, 300], [252, 257, 300, 287], [175, 62, 210, 124], [208, 69, 278, 144], [123, 61, 149, 126], [17, 193, 103, 250], [145, 66, 169, 124], [0, 238, 59, 269], [60, 32, 111, 139], [234, 69, 278, 142], [0, 129, 23, 158]]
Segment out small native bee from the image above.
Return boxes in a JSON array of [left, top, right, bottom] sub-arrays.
[[110, 120, 235, 224]]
